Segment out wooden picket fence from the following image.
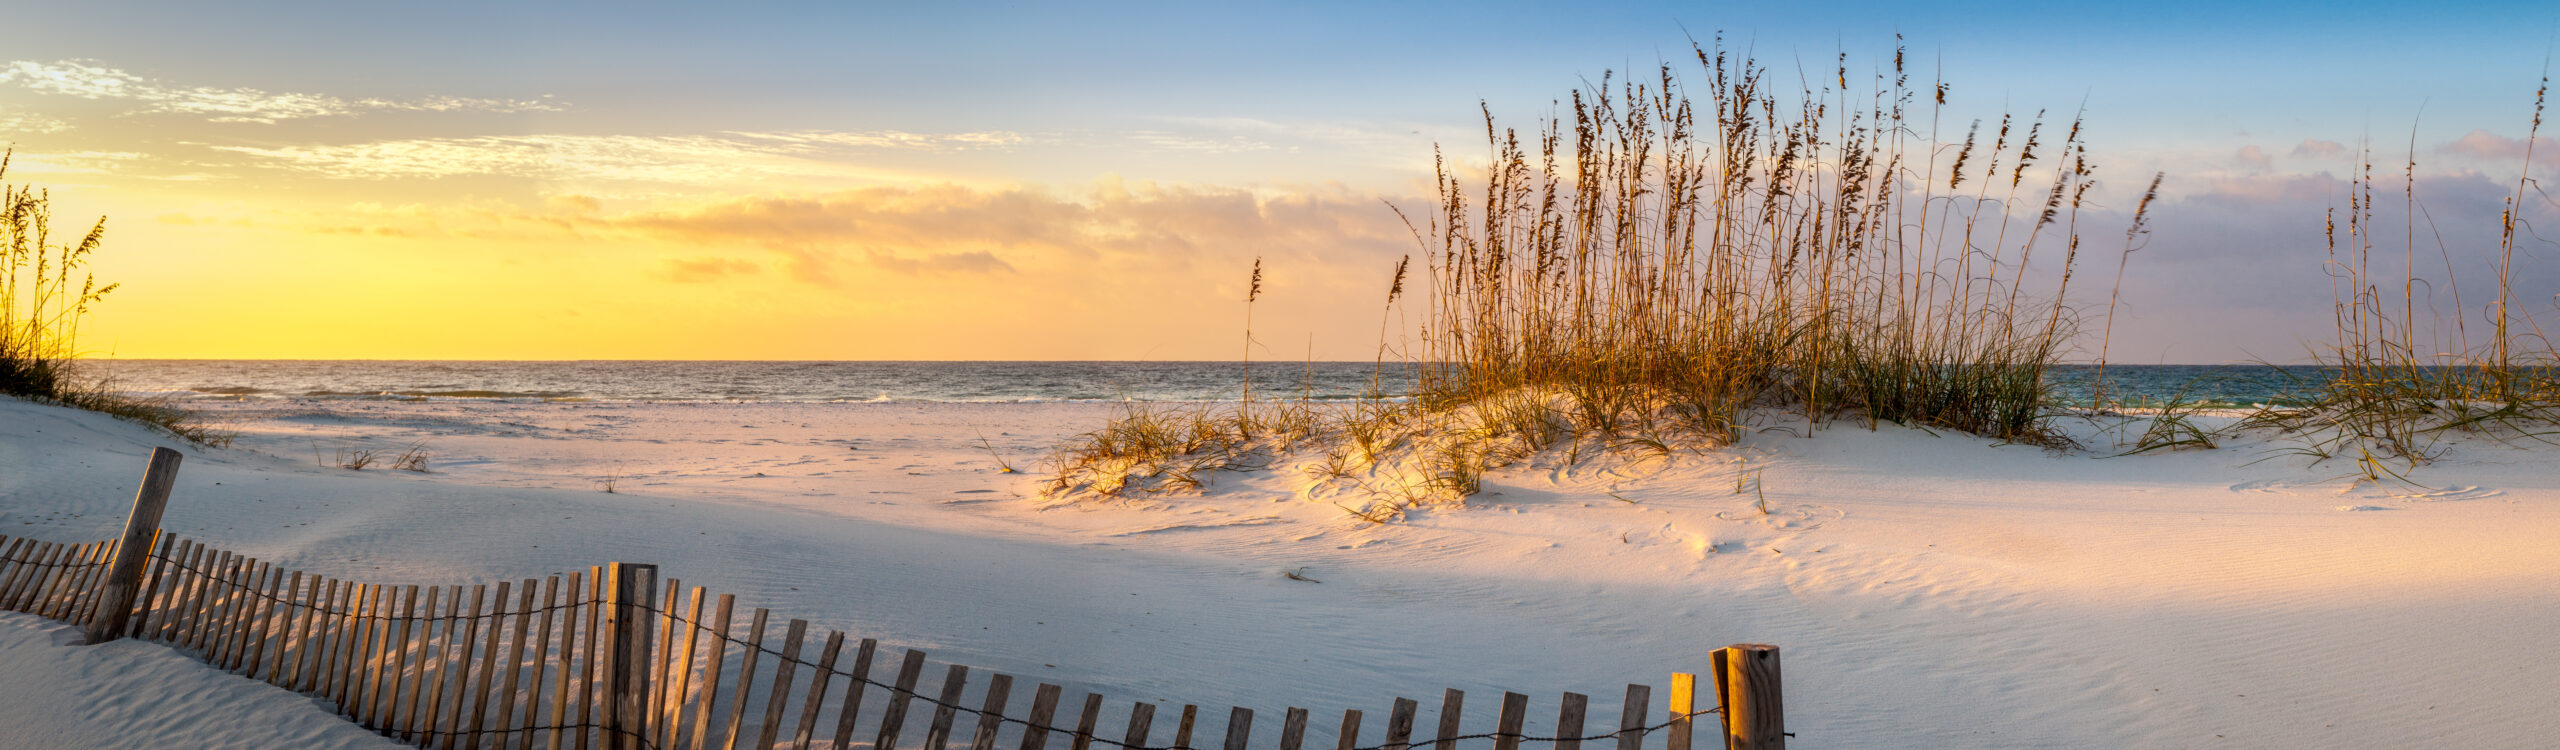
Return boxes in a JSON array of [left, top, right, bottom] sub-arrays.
[[0, 448, 1790, 750]]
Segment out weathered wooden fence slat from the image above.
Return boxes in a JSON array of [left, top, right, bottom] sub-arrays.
[[492, 581, 537, 743], [1614, 684, 1651, 750], [245, 567, 283, 682], [1079, 693, 1112, 750], [183, 549, 224, 653], [443, 584, 488, 750], [28, 541, 72, 613], [923, 663, 971, 750], [757, 619, 814, 750], [35, 541, 83, 618], [791, 630, 848, 750], [1121, 698, 1156, 750], [660, 585, 706, 750], [970, 672, 1017, 750], [1018, 681, 1063, 750], [548, 574, 586, 750], [25, 540, 65, 611], [1432, 690, 1463, 750], [824, 636, 879, 750], [646, 578, 680, 749], [688, 593, 739, 750], [401, 585, 443, 742], [11, 540, 54, 613], [521, 575, 561, 750], [576, 566, 603, 750], [718, 607, 773, 750], [1553, 693, 1587, 750], [1383, 697, 1417, 750], [1224, 707, 1256, 750], [240, 558, 277, 670], [876, 648, 931, 750], [1279, 707, 1310, 750], [0, 538, 28, 605], [63, 540, 114, 622], [1492, 694, 1527, 750], [0, 539, 36, 610]]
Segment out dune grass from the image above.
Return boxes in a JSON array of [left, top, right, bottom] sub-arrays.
[[0, 152, 225, 445], [1048, 40, 2157, 513], [2244, 76, 2559, 481]]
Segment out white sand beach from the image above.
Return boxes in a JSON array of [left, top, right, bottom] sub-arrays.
[[4, 395, 2558, 748]]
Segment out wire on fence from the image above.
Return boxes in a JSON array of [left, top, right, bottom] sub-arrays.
[[0, 552, 111, 572], [397, 722, 662, 750], [141, 550, 596, 622], [31, 541, 1733, 750], [626, 598, 1722, 750]]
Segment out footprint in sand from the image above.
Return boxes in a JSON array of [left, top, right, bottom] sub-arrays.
[[2248, 479, 2500, 503], [2389, 484, 2501, 501], [2229, 478, 2349, 496], [1715, 504, 1843, 530]]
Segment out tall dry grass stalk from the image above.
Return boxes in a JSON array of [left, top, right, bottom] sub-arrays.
[[1405, 39, 2131, 445], [2248, 76, 2558, 480], [0, 151, 223, 445]]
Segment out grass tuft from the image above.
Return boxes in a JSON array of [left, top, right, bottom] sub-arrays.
[[0, 150, 225, 445], [2245, 75, 2559, 480]]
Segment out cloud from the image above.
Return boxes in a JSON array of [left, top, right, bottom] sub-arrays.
[[732, 130, 1025, 152], [660, 257, 761, 283], [2234, 144, 2271, 170], [2195, 172, 2335, 205], [2437, 129, 2559, 161], [865, 249, 1017, 275], [210, 129, 1024, 182], [5, 149, 152, 175], [546, 194, 604, 214], [1127, 131, 1274, 152], [0, 108, 71, 135], [2290, 139, 2346, 159], [0, 60, 560, 123]]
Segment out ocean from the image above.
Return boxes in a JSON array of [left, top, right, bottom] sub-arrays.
[[83, 360, 2323, 409]]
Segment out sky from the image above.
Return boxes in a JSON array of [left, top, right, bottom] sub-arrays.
[[4, 0, 2557, 362]]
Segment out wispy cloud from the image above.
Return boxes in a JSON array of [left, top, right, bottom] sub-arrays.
[[2234, 144, 2272, 170], [1127, 131, 1274, 152], [2290, 139, 2346, 158], [5, 149, 151, 175], [2437, 129, 2559, 161], [210, 129, 1025, 182], [865, 249, 1017, 275], [661, 256, 762, 283], [0, 60, 561, 123], [0, 107, 71, 134], [733, 130, 1025, 152]]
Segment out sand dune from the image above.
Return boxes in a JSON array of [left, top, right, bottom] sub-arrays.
[[2, 396, 2556, 748]]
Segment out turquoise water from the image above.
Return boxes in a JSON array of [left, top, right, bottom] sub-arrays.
[[84, 360, 2320, 408]]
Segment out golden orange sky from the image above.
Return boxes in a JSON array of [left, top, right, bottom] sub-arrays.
[[64, 177, 1425, 360]]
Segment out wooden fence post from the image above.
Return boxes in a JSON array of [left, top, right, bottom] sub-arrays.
[[1713, 645, 1783, 750], [83, 447, 182, 645], [602, 562, 658, 750]]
